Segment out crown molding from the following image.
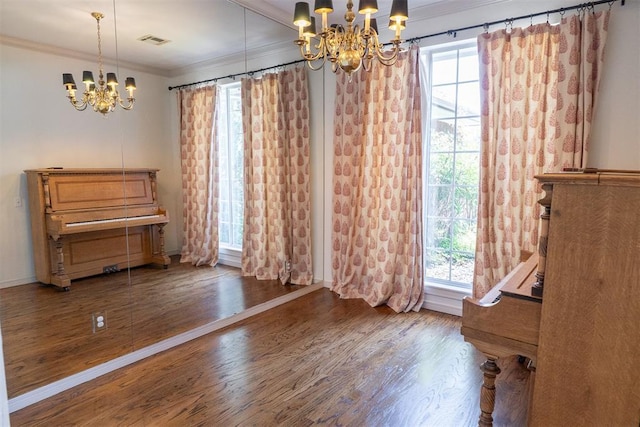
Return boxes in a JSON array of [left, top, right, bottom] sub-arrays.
[[410, 0, 512, 22], [0, 35, 171, 77], [168, 39, 298, 78], [231, 0, 513, 32]]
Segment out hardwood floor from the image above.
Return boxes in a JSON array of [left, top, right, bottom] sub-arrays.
[[10, 288, 531, 426], [0, 256, 306, 397]]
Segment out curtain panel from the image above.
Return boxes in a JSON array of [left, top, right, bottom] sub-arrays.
[[241, 67, 313, 285], [473, 11, 610, 298], [331, 46, 424, 313], [177, 86, 219, 267]]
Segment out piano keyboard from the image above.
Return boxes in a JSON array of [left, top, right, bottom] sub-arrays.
[[66, 214, 160, 227]]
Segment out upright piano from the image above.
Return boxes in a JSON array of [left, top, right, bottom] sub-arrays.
[[25, 168, 171, 290], [461, 169, 640, 426]]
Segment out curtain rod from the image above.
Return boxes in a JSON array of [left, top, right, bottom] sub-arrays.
[[168, 59, 306, 91], [168, 0, 624, 91]]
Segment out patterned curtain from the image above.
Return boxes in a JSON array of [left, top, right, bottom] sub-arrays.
[[331, 46, 424, 313], [178, 86, 219, 266], [241, 67, 313, 285], [473, 11, 610, 298]]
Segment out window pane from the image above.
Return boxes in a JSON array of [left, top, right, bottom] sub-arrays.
[[452, 219, 476, 252], [454, 185, 478, 219], [425, 248, 451, 281], [220, 222, 230, 246], [428, 152, 454, 185], [457, 82, 480, 117], [430, 118, 455, 152], [455, 153, 480, 186], [232, 222, 243, 247], [456, 118, 481, 152], [458, 47, 479, 82], [431, 84, 457, 119], [450, 253, 474, 284], [425, 218, 453, 259], [427, 185, 454, 218], [431, 51, 458, 85]]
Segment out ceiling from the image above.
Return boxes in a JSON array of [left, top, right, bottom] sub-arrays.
[[0, 0, 510, 76]]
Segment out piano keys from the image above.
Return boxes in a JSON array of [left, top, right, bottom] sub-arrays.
[[25, 168, 171, 290]]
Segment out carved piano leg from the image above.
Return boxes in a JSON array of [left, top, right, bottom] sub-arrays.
[[50, 237, 71, 290], [155, 224, 171, 268], [479, 358, 501, 427]]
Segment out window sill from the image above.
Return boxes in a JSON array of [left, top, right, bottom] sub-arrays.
[[423, 281, 472, 317]]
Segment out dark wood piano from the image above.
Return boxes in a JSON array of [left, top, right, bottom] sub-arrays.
[[462, 169, 640, 426], [25, 168, 171, 290]]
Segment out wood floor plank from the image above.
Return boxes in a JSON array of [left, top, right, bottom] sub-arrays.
[[10, 288, 531, 426], [0, 256, 305, 397]]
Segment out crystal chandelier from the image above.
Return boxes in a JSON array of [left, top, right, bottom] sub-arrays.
[[293, 0, 408, 74], [62, 12, 136, 116]]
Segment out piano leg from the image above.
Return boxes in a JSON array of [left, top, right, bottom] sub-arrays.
[[155, 224, 171, 267], [50, 237, 71, 290], [479, 358, 501, 427]]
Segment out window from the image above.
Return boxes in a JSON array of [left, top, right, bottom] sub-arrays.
[[217, 83, 244, 249], [422, 43, 480, 289]]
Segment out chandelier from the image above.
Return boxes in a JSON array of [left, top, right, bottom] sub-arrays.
[[293, 0, 408, 74], [62, 12, 136, 116]]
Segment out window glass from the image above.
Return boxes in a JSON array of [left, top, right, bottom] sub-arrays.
[[423, 42, 480, 289], [218, 83, 244, 249]]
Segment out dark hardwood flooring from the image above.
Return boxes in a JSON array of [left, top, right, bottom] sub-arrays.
[[0, 256, 305, 397], [10, 288, 531, 426]]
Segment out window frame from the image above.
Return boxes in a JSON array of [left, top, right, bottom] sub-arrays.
[[420, 40, 481, 293], [217, 82, 244, 254]]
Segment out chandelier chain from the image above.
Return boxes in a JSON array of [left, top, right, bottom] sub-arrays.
[[96, 14, 104, 85]]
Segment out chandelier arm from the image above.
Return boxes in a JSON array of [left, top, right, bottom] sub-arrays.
[[118, 98, 135, 110], [305, 56, 327, 71], [362, 55, 372, 72], [68, 97, 89, 111], [374, 42, 402, 64], [298, 39, 328, 63]]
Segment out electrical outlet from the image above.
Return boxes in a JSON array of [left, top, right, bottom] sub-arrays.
[[14, 197, 22, 208], [92, 311, 107, 333]]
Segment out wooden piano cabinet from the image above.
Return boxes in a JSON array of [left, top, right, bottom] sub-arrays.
[[461, 253, 541, 426], [25, 168, 170, 290], [463, 170, 640, 427], [529, 172, 640, 426]]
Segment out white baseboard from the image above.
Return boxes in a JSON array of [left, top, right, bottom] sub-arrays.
[[8, 282, 323, 413], [0, 276, 36, 289]]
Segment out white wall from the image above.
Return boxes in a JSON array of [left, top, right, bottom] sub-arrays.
[[588, 1, 640, 168]]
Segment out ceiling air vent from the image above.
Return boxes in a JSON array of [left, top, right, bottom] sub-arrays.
[[138, 35, 171, 46]]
